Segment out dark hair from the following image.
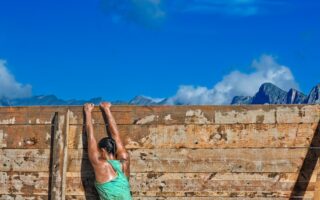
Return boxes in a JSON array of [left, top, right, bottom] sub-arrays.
[[98, 137, 117, 155]]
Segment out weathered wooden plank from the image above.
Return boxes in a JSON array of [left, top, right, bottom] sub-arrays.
[[1, 122, 316, 150], [0, 107, 66, 125], [0, 112, 54, 125], [194, 123, 317, 149], [1, 148, 316, 173], [3, 172, 313, 195], [130, 105, 315, 125], [130, 191, 314, 199], [69, 106, 216, 125], [0, 195, 48, 200], [134, 197, 302, 200], [70, 104, 320, 125], [66, 190, 315, 199], [129, 175, 313, 193], [215, 105, 320, 124], [150, 105, 320, 124], [72, 106, 265, 125], [0, 106, 131, 125], [3, 171, 315, 198], [0, 193, 314, 200], [67, 148, 315, 173], [0, 172, 49, 195], [67, 123, 317, 149], [0, 149, 50, 172], [133, 105, 278, 125], [1, 105, 318, 125], [65, 196, 305, 200], [0, 107, 161, 125], [0, 125, 52, 149], [66, 196, 95, 200], [214, 107, 275, 124], [1, 194, 313, 200], [0, 106, 67, 113], [2, 171, 315, 195], [65, 172, 317, 195], [49, 111, 69, 200], [276, 105, 320, 124], [70, 171, 315, 182]]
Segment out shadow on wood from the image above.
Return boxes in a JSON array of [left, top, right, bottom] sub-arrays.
[[81, 110, 99, 200], [290, 119, 320, 199], [48, 112, 58, 200]]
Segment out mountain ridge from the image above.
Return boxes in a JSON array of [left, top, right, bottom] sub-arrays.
[[1, 82, 319, 106], [232, 82, 318, 105]]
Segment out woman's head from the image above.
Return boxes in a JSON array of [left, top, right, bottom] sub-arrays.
[[98, 137, 117, 157]]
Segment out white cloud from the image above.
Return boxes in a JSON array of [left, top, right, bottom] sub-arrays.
[[100, 0, 270, 27], [179, 0, 259, 16], [166, 54, 298, 105], [0, 59, 32, 99], [100, 0, 166, 27]]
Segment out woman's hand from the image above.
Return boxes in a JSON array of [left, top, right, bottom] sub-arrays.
[[100, 102, 112, 110], [84, 103, 95, 113]]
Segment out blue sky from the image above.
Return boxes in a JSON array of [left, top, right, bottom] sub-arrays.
[[0, 0, 319, 104]]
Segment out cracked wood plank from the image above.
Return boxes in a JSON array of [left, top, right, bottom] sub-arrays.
[[1, 172, 317, 198], [65, 172, 317, 197]]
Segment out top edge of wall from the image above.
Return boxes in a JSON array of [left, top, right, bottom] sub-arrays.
[[0, 103, 319, 108]]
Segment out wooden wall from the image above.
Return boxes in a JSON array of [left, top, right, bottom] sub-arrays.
[[1, 105, 320, 200]]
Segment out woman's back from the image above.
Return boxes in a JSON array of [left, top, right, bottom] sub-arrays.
[[94, 160, 132, 200]]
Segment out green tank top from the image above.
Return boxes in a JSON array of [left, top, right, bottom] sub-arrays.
[[94, 160, 132, 200]]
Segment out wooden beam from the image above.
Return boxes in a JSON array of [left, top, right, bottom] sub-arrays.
[[49, 110, 69, 200], [62, 110, 70, 199]]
